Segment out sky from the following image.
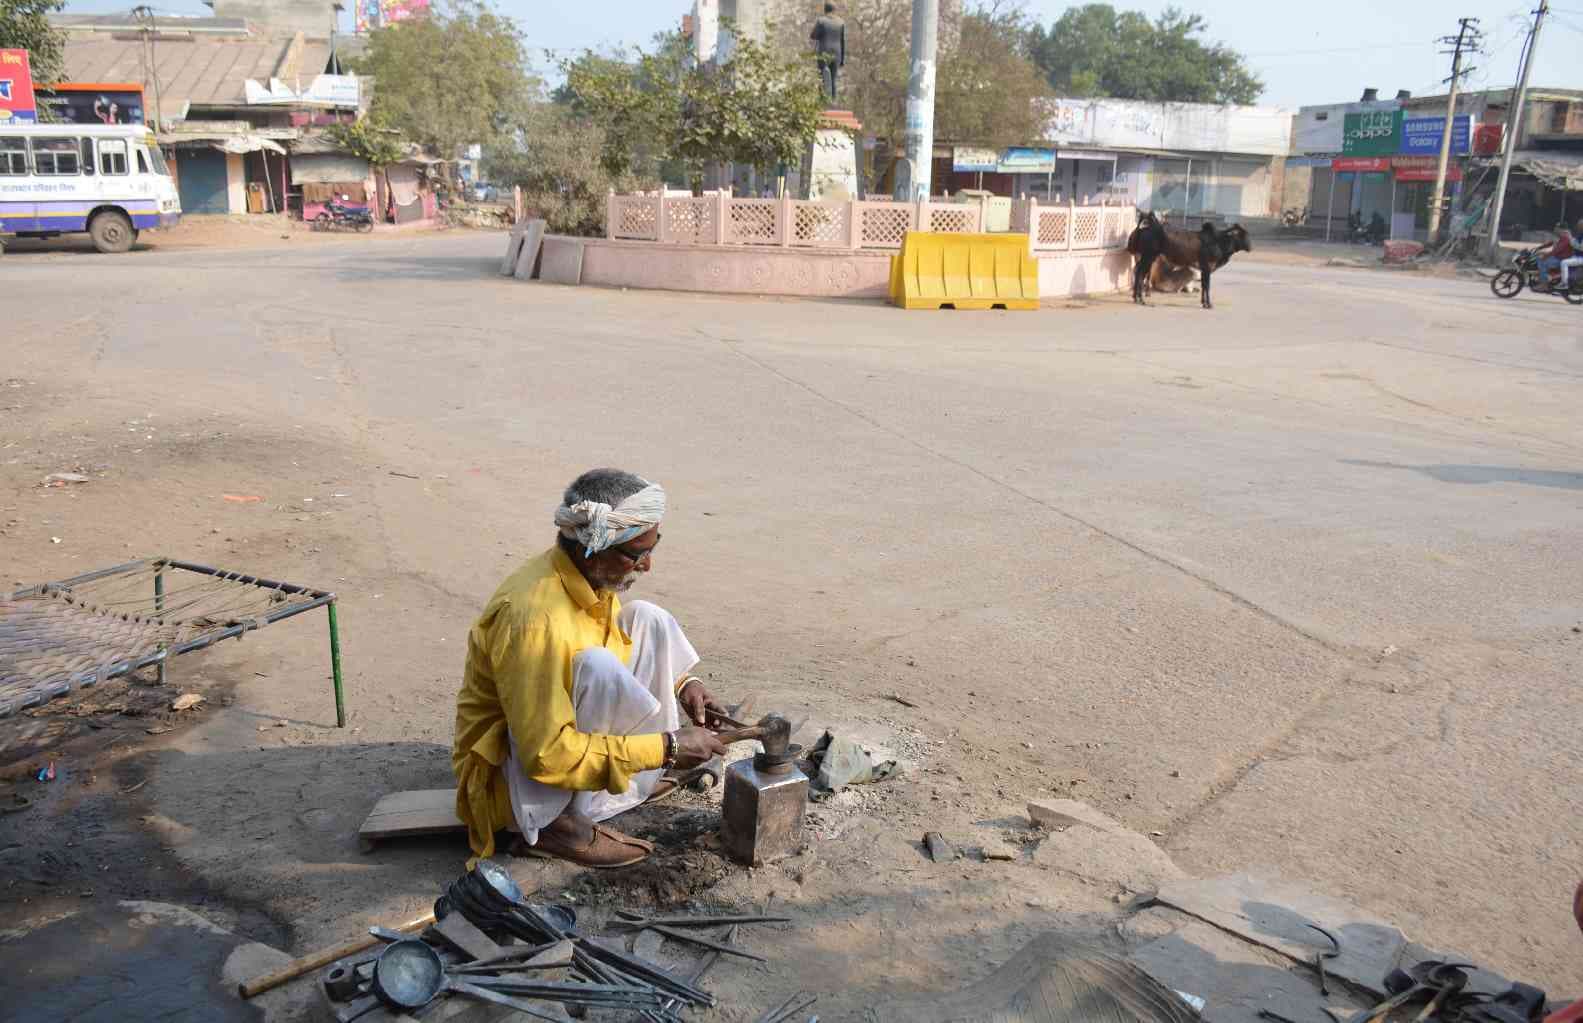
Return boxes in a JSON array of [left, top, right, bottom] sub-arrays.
[[60, 0, 1583, 109]]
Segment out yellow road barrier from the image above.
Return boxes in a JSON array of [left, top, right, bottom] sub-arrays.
[[889, 231, 1039, 310]]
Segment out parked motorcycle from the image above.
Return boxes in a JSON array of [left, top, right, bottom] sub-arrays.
[[1347, 211, 1388, 245], [1490, 246, 1583, 305], [312, 195, 374, 233]]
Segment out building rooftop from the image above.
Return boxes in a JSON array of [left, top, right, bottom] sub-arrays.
[[55, 23, 336, 114]]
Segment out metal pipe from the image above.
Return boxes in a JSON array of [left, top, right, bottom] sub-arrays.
[[1326, 168, 1336, 242], [163, 559, 333, 598], [328, 600, 345, 727], [154, 568, 167, 685]]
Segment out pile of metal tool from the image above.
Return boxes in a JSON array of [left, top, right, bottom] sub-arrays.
[[1260, 958, 1554, 1023], [321, 860, 791, 1021]]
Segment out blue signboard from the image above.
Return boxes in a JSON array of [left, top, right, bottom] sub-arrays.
[[1400, 115, 1472, 156], [998, 147, 1056, 173]]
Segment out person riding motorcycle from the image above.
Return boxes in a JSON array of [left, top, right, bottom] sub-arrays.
[[1538, 221, 1579, 290], [1561, 220, 1583, 291]]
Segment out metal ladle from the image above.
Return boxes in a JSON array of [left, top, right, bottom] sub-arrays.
[[371, 938, 563, 1022]]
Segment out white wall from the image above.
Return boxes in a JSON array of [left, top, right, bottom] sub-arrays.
[[225, 152, 246, 214], [1043, 97, 1294, 156]]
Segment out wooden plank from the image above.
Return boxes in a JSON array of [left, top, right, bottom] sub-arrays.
[[358, 789, 465, 851], [434, 914, 504, 962]]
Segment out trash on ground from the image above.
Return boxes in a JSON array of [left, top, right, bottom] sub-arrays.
[[170, 693, 204, 712], [806, 730, 901, 794]]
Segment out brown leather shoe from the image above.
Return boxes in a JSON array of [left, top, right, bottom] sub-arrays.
[[528, 820, 653, 868]]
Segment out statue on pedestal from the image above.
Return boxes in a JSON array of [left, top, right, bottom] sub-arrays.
[[810, 2, 846, 104]]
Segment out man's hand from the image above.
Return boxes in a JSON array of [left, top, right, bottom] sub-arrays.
[[678, 679, 718, 726], [671, 726, 728, 769]]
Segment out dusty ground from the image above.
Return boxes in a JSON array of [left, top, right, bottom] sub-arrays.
[[1, 227, 1581, 1019]]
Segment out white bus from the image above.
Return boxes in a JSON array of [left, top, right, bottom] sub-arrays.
[[0, 123, 181, 253]]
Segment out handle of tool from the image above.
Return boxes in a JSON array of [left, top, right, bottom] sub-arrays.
[[713, 725, 765, 744], [238, 911, 435, 999]]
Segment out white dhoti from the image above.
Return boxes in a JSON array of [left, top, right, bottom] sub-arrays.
[[505, 600, 699, 845]]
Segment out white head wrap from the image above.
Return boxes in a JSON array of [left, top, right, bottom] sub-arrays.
[[554, 482, 667, 557]]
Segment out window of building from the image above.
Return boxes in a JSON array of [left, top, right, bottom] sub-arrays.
[[0, 136, 26, 175], [98, 138, 129, 175], [1316, 112, 1329, 122], [31, 137, 81, 175]]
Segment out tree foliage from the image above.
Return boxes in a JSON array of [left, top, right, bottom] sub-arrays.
[[563, 27, 825, 192], [0, 0, 68, 89], [482, 104, 648, 236], [351, 0, 537, 159], [1028, 4, 1263, 105], [323, 118, 407, 166], [761, 1, 1049, 178]]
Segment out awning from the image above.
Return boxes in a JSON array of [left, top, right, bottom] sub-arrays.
[[292, 152, 371, 185], [158, 133, 287, 155], [1514, 151, 1583, 191]]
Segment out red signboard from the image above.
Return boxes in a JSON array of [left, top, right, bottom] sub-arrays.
[[0, 49, 37, 124], [1390, 156, 1463, 183], [1332, 157, 1390, 172], [1473, 123, 1504, 157]]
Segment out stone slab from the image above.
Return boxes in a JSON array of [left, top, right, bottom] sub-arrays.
[[539, 236, 585, 285], [512, 219, 546, 281], [499, 222, 527, 276], [1153, 874, 1409, 997], [1028, 799, 1184, 892], [1128, 913, 1362, 1023]]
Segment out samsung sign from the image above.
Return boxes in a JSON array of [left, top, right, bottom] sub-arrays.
[[1400, 115, 1472, 156]]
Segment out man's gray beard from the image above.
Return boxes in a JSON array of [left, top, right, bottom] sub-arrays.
[[613, 573, 640, 593]]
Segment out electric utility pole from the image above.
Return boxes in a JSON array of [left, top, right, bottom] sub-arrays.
[[1427, 17, 1481, 239], [898, 0, 939, 201], [132, 5, 163, 129], [1486, 0, 1548, 263]]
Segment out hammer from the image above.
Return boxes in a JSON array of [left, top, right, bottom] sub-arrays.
[[713, 714, 792, 756]]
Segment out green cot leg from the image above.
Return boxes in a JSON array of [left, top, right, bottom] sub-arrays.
[[328, 600, 345, 727], [154, 568, 167, 686]]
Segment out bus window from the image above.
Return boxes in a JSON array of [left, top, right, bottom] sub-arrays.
[[0, 136, 25, 175], [98, 138, 129, 175], [149, 145, 170, 175], [80, 138, 95, 175], [136, 147, 149, 175], [31, 137, 81, 175]]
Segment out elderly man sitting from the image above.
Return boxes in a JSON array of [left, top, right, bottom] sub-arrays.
[[452, 468, 728, 867]]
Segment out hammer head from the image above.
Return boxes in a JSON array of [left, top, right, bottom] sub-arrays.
[[756, 714, 791, 756]]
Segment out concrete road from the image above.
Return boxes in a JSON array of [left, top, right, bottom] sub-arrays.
[[3, 231, 1581, 993]]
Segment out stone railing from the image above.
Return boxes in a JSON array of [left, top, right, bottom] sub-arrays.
[[607, 192, 1132, 256], [607, 193, 982, 250], [1014, 198, 1136, 254]]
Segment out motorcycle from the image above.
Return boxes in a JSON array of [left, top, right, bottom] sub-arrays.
[[1489, 246, 1583, 305], [312, 195, 374, 233], [1348, 211, 1388, 245]]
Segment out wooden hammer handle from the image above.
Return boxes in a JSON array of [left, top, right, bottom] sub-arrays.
[[713, 726, 765, 744], [238, 911, 435, 999]]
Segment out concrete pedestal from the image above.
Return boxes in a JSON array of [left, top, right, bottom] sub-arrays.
[[804, 110, 862, 202]]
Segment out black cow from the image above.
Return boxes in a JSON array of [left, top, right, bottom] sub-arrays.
[[1127, 211, 1252, 309]]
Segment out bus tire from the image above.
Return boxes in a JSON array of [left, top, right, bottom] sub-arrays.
[[90, 210, 136, 254]]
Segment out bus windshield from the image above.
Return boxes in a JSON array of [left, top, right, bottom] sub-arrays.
[[146, 143, 170, 176]]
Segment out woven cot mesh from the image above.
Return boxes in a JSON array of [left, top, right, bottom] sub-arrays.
[[0, 563, 297, 716]]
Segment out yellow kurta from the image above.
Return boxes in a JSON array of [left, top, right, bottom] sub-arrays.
[[452, 546, 666, 859]]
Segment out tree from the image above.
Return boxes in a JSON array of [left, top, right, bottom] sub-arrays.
[[563, 28, 825, 194], [761, 0, 1050, 186], [0, 0, 68, 89], [1028, 4, 1263, 105], [323, 118, 407, 167], [351, 0, 538, 160], [483, 104, 648, 236]]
